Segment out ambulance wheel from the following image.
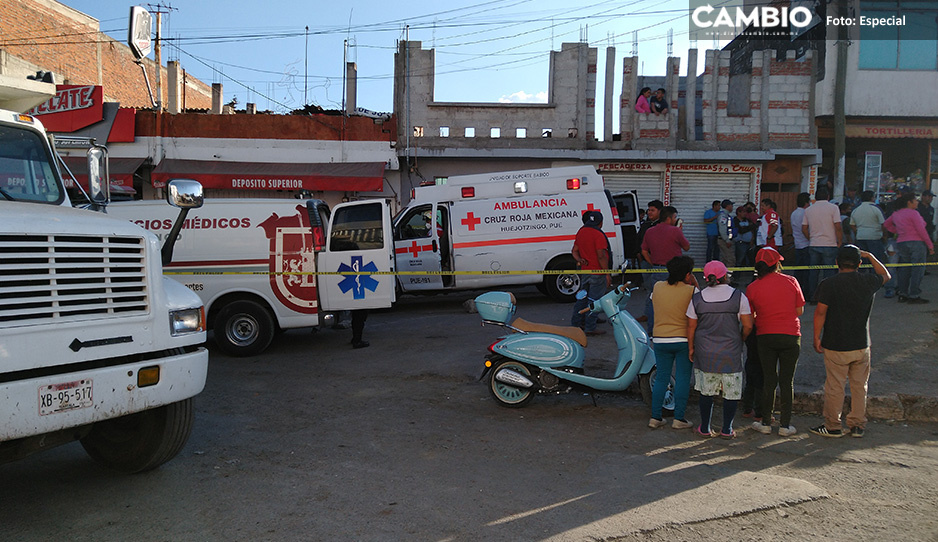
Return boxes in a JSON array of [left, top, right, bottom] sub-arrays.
[[639, 367, 675, 416], [214, 300, 275, 357], [488, 359, 535, 408], [80, 399, 194, 473], [544, 256, 580, 303]]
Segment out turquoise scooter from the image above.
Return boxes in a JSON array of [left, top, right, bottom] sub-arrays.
[[476, 283, 675, 410]]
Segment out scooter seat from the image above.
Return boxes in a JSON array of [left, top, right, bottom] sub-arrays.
[[511, 318, 588, 347]]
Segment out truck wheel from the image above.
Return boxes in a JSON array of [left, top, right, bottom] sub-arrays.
[[543, 256, 580, 303], [80, 399, 194, 473], [214, 300, 275, 356]]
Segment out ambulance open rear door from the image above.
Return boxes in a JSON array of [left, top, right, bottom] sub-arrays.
[[318, 199, 396, 310]]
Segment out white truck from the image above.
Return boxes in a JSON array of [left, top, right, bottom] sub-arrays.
[[0, 106, 208, 472]]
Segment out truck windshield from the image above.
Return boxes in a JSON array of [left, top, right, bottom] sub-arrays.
[[0, 123, 63, 204]]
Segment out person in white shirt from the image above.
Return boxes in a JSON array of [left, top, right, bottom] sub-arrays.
[[802, 187, 843, 301], [850, 190, 896, 297], [790, 192, 811, 295]]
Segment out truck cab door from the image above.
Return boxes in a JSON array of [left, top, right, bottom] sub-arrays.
[[392, 203, 445, 292], [317, 199, 396, 310]]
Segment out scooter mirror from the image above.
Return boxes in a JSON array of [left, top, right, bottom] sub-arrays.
[[575, 289, 588, 301]]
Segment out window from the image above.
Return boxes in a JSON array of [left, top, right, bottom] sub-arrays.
[[439, 126, 449, 137], [329, 203, 384, 251], [433, 176, 448, 185], [490, 127, 501, 138], [858, 1, 938, 70], [516, 128, 527, 138], [413, 126, 424, 137], [465, 127, 475, 137]]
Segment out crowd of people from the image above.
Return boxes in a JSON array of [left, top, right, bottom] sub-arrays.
[[572, 185, 933, 439]]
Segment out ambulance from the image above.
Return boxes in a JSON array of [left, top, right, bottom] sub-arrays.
[[108, 198, 331, 357], [318, 166, 636, 314]]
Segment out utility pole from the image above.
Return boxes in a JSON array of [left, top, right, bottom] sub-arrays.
[[147, 3, 176, 111], [832, 0, 849, 199]]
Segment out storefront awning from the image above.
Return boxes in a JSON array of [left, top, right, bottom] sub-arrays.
[[150, 159, 386, 191], [59, 155, 145, 192]]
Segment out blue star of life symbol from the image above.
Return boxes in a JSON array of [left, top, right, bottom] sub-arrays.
[[337, 256, 380, 299]]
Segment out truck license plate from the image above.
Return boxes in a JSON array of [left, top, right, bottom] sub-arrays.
[[39, 379, 93, 416]]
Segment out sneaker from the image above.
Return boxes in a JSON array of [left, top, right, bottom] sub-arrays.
[[850, 426, 865, 438], [753, 416, 776, 426], [778, 425, 797, 437], [648, 417, 667, 429], [810, 424, 845, 438], [672, 419, 694, 430], [351, 339, 370, 349], [908, 297, 930, 305], [884, 290, 895, 299], [897, 295, 909, 303], [751, 421, 772, 434]]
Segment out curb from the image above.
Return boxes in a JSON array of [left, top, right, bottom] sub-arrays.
[[793, 391, 938, 423]]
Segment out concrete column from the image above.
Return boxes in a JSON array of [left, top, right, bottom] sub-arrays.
[[685, 49, 698, 142], [246, 103, 256, 114], [167, 60, 182, 114], [667, 56, 680, 145], [211, 83, 223, 115], [604, 46, 615, 142], [346, 62, 357, 115], [619, 56, 638, 145], [760, 50, 771, 148]]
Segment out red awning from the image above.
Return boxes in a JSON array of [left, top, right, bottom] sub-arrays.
[[150, 159, 385, 191], [60, 156, 145, 191]]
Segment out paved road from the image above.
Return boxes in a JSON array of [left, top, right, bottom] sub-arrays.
[[2, 285, 937, 540]]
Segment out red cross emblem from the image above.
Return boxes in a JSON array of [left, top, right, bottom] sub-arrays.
[[582, 203, 597, 216], [408, 241, 424, 257], [461, 212, 481, 231]]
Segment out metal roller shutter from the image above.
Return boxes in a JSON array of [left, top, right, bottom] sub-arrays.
[[602, 173, 665, 210], [669, 172, 753, 265]]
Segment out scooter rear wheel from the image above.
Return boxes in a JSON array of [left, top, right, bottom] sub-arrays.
[[639, 367, 675, 416], [488, 359, 535, 408]]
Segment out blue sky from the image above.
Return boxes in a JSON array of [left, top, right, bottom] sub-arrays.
[[62, 1, 707, 131]]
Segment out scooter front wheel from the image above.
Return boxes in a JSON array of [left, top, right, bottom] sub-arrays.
[[488, 358, 536, 408], [639, 367, 675, 416]]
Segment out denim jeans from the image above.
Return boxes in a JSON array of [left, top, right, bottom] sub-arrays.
[[808, 246, 838, 301], [651, 341, 692, 420], [897, 240, 927, 299], [643, 271, 669, 335], [735, 241, 752, 267], [706, 235, 719, 263], [570, 274, 608, 332]]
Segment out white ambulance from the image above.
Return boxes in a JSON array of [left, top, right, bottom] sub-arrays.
[[318, 166, 635, 314], [108, 198, 331, 357]]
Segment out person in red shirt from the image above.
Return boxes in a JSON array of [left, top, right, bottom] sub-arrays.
[[640, 206, 690, 333], [570, 211, 611, 335], [745, 247, 805, 437]]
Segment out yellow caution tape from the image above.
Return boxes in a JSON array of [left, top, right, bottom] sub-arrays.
[[164, 261, 937, 277]]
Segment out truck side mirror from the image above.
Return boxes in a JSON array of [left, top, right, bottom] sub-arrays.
[[166, 179, 203, 209], [87, 145, 109, 209], [161, 179, 204, 266]]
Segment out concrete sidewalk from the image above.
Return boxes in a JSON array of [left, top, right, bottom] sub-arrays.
[[632, 269, 938, 422]]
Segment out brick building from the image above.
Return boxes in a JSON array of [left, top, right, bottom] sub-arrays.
[[394, 40, 820, 262]]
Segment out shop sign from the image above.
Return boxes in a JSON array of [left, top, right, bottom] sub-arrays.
[[863, 151, 883, 194], [27, 85, 104, 133], [846, 125, 938, 139]]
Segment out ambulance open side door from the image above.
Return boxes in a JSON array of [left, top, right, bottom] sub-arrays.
[[317, 199, 396, 310], [392, 202, 445, 292]]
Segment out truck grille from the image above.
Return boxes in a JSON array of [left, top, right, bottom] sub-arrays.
[[0, 234, 148, 326]]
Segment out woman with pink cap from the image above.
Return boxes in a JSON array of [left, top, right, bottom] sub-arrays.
[[744, 247, 806, 437], [686, 261, 754, 438]]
